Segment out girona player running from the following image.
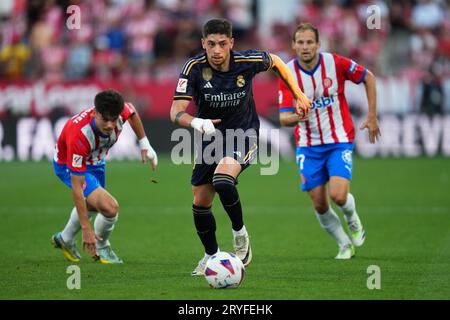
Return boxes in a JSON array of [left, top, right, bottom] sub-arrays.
[[278, 23, 381, 259], [51, 89, 158, 263]]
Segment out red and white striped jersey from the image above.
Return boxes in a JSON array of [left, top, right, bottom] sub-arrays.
[[54, 102, 136, 173], [278, 52, 366, 146]]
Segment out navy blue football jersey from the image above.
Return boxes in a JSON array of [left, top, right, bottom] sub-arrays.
[[173, 50, 273, 132]]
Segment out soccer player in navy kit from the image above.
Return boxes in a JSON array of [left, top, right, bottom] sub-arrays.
[[170, 19, 311, 275]]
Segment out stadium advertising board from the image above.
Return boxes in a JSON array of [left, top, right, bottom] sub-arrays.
[[1, 114, 450, 161]]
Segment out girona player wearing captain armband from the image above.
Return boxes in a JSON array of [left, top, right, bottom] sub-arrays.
[[278, 23, 381, 259], [51, 89, 158, 264]]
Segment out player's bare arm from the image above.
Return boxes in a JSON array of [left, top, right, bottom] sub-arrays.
[[170, 99, 195, 127], [279, 110, 306, 127], [170, 99, 221, 134], [360, 69, 381, 143], [269, 53, 311, 117], [128, 111, 158, 170], [70, 174, 100, 257]]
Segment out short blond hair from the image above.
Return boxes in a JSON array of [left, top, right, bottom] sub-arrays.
[[293, 23, 319, 42]]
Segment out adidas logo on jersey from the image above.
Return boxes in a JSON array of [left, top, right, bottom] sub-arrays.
[[203, 81, 213, 88]]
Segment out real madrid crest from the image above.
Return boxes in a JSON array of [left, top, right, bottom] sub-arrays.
[[202, 67, 213, 81], [236, 75, 245, 88]]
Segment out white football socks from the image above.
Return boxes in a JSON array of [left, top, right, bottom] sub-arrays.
[[61, 207, 97, 245], [94, 214, 118, 249], [316, 207, 352, 248], [338, 193, 357, 223]]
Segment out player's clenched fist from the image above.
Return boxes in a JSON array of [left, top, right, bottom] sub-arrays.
[[190, 118, 221, 135], [295, 94, 312, 119]]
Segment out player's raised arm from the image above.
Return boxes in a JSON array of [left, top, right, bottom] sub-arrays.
[[269, 53, 311, 117], [127, 107, 158, 171], [360, 69, 381, 143]]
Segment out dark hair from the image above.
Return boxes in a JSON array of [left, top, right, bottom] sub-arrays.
[[202, 18, 232, 38], [293, 23, 319, 42], [94, 89, 124, 119]]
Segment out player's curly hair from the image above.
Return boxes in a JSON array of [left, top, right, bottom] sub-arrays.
[[203, 18, 232, 38], [94, 89, 124, 119], [293, 23, 319, 42]]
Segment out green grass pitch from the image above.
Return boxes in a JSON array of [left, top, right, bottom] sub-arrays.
[[0, 156, 449, 299]]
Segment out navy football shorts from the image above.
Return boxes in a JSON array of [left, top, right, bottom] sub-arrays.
[[191, 133, 258, 186]]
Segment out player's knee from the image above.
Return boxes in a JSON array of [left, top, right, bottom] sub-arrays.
[[330, 192, 347, 207], [314, 204, 329, 214], [193, 197, 212, 208], [310, 196, 329, 213], [212, 173, 236, 194], [102, 198, 119, 217], [192, 186, 215, 207], [193, 193, 212, 207]]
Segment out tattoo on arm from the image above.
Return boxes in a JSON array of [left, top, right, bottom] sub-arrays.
[[175, 111, 187, 124]]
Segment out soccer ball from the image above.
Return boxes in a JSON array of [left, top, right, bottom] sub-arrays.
[[204, 251, 245, 289]]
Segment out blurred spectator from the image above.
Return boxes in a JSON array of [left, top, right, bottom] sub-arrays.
[[40, 40, 66, 82], [65, 28, 93, 80], [0, 0, 447, 118], [411, 0, 444, 31], [29, 13, 53, 50], [173, 16, 202, 59], [92, 34, 122, 81], [105, 15, 126, 54], [0, 34, 31, 80], [410, 28, 437, 72], [224, 0, 254, 41], [125, 0, 159, 72], [1, 10, 27, 48], [420, 69, 443, 115]]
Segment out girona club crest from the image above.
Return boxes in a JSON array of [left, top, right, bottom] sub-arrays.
[[323, 77, 333, 89]]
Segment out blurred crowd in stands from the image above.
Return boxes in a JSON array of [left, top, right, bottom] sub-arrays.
[[0, 0, 449, 114]]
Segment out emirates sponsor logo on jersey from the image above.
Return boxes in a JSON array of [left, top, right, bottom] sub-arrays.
[[72, 154, 83, 168], [204, 90, 246, 108]]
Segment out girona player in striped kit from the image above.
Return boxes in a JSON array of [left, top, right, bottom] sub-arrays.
[[278, 23, 381, 259], [51, 90, 158, 264]]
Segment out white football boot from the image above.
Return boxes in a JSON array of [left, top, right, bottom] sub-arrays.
[[345, 213, 366, 247], [191, 253, 211, 276], [335, 243, 355, 260], [233, 232, 252, 267]]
